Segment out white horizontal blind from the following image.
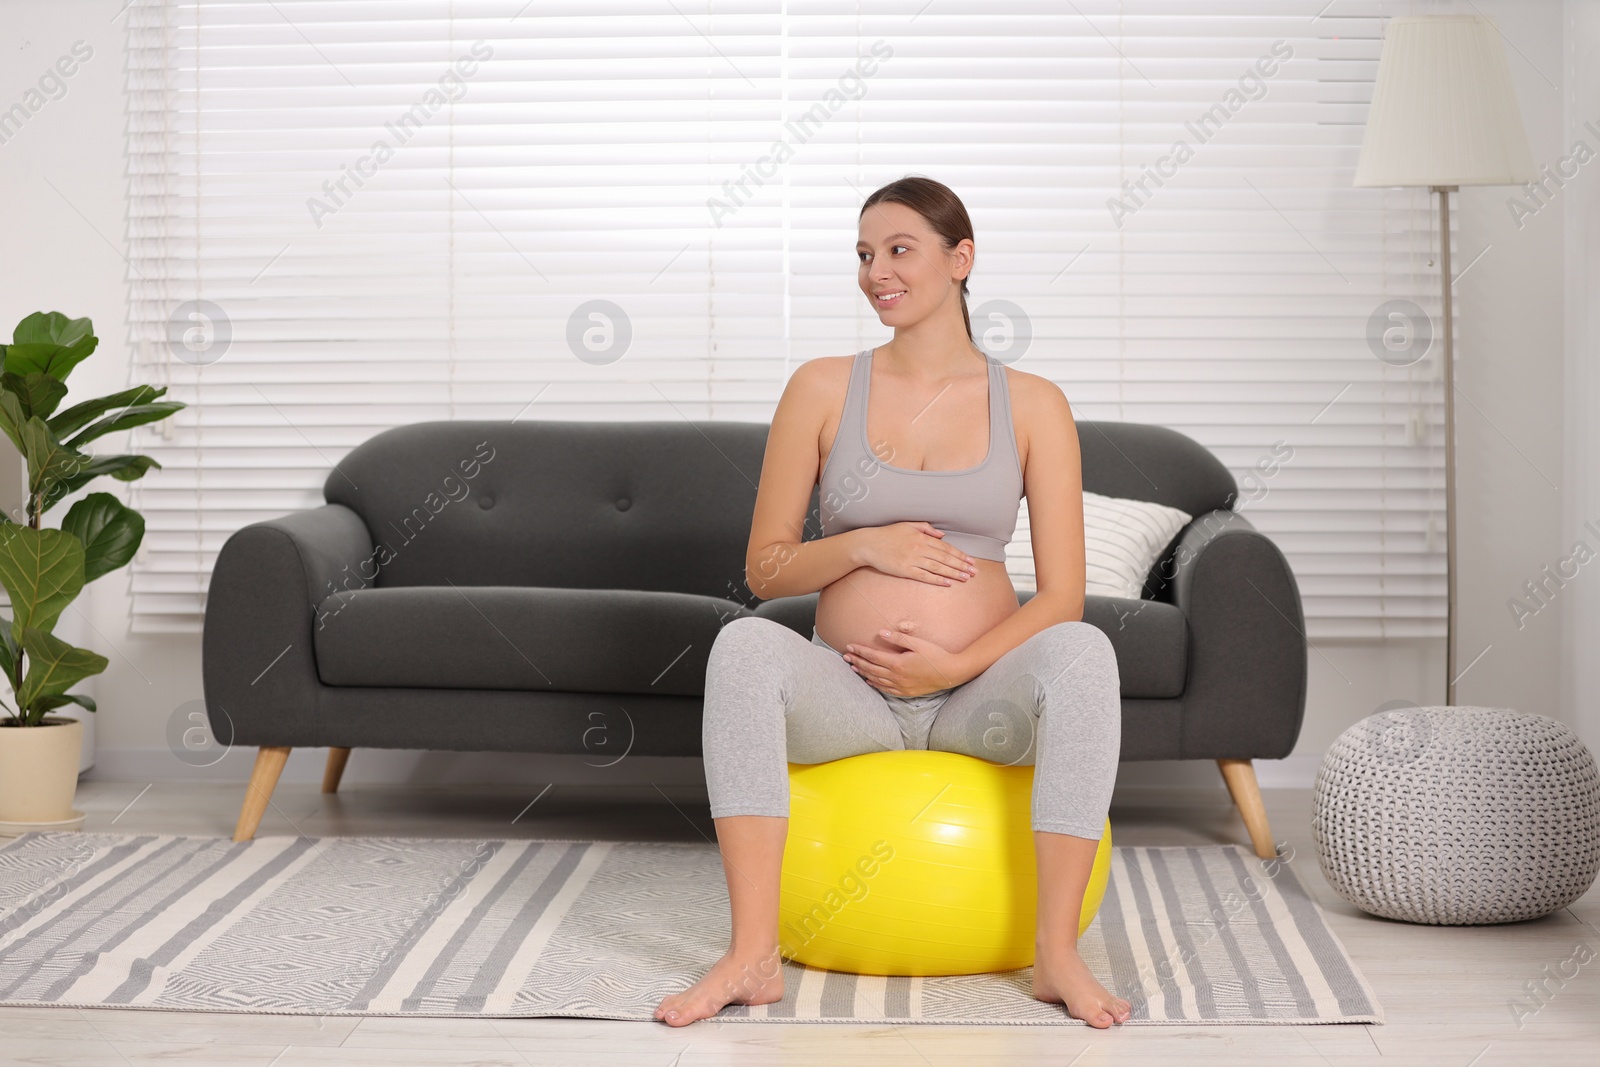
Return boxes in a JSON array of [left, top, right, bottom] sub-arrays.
[[124, 0, 791, 631], [125, 0, 1443, 640], [780, 3, 1444, 640]]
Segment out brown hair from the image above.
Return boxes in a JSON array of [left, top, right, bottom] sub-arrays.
[[859, 176, 975, 342]]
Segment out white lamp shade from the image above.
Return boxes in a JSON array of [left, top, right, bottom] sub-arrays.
[[1354, 14, 1536, 187]]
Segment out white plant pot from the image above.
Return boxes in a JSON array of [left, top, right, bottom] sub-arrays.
[[54, 704, 96, 774], [0, 716, 86, 833]]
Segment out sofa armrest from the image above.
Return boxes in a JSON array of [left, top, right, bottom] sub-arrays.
[[201, 503, 374, 748], [1165, 509, 1307, 760]]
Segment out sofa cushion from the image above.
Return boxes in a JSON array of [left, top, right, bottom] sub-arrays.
[[1002, 493, 1192, 599], [320, 420, 777, 604], [313, 586, 751, 696]]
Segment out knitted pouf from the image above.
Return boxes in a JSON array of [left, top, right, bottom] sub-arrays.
[[1312, 705, 1600, 925]]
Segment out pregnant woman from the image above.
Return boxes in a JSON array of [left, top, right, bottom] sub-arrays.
[[655, 177, 1128, 1029]]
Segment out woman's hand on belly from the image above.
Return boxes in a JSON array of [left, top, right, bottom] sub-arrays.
[[854, 521, 978, 586], [839, 620, 973, 697], [815, 556, 1020, 683]]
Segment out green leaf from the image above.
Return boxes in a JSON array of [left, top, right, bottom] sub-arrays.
[[20, 419, 90, 521], [0, 407, 119, 522], [30, 692, 96, 714], [12, 312, 93, 349], [5, 313, 97, 381], [48, 384, 169, 440], [0, 525, 86, 647], [63, 401, 184, 449], [1, 373, 69, 420], [17, 627, 108, 720], [0, 613, 15, 684], [0, 391, 27, 456], [37, 453, 161, 516], [62, 493, 144, 583]]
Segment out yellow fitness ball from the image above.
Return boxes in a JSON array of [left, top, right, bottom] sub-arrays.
[[777, 749, 1113, 977]]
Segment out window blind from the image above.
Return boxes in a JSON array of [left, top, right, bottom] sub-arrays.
[[124, 0, 1443, 640]]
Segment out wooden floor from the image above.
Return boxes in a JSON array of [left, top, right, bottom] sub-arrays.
[[1, 778, 1595, 1066]]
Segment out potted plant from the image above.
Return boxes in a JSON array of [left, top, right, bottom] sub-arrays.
[[0, 312, 183, 833]]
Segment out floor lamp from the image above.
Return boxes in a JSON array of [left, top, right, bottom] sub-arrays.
[[1353, 14, 1535, 705]]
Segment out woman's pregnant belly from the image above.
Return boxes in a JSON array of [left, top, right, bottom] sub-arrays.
[[814, 558, 1020, 666]]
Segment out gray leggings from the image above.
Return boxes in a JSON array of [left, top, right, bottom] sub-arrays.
[[701, 616, 1121, 838]]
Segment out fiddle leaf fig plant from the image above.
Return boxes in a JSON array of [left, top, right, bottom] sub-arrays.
[[0, 312, 184, 726]]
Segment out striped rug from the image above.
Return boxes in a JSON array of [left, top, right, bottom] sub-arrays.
[[0, 831, 1382, 1025]]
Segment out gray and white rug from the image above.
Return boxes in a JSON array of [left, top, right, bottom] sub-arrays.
[[0, 831, 1382, 1025]]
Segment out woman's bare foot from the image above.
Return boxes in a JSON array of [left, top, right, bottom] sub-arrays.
[[1032, 938, 1131, 1028], [654, 947, 785, 1027]]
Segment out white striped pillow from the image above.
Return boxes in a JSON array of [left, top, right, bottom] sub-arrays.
[[1005, 491, 1193, 599]]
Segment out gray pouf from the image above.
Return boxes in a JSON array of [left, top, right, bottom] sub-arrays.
[[1312, 705, 1600, 924]]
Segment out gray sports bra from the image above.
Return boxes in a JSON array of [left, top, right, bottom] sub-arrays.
[[817, 346, 1024, 562]]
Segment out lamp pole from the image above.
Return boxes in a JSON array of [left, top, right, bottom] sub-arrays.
[[1353, 15, 1534, 705], [1436, 183, 1458, 706]]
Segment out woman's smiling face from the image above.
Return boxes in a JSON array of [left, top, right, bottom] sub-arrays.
[[857, 201, 968, 324]]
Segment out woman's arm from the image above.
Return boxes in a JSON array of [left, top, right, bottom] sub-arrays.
[[951, 371, 1088, 682], [744, 358, 873, 601]]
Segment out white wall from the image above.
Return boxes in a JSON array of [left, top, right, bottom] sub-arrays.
[[0, 0, 1584, 798], [1, 1, 135, 770], [1451, 0, 1570, 737], [1560, 0, 1600, 757]]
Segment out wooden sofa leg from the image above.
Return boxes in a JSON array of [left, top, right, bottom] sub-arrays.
[[322, 747, 351, 794], [234, 746, 291, 842], [1216, 758, 1278, 859]]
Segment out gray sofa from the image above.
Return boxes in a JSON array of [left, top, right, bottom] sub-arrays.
[[203, 418, 1307, 855]]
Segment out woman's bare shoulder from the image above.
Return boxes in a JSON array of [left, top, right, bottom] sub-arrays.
[[1004, 367, 1076, 478], [791, 352, 855, 383], [782, 353, 855, 409], [1004, 365, 1073, 419]]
